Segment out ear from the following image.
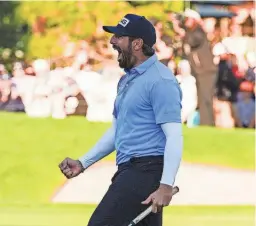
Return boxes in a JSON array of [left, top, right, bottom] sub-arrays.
[[133, 39, 143, 51]]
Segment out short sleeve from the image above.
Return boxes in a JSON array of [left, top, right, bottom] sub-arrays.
[[150, 79, 182, 124]]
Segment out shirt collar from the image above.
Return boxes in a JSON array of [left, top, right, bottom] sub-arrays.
[[124, 54, 157, 75]]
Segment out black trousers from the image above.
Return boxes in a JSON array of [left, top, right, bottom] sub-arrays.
[[87, 156, 164, 226]]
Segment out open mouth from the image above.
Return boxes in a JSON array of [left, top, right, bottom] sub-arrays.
[[117, 52, 122, 61], [113, 45, 122, 61]]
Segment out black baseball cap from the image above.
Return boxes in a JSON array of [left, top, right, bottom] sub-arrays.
[[103, 14, 156, 47]]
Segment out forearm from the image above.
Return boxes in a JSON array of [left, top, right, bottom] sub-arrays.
[[79, 118, 116, 169], [160, 123, 183, 186], [175, 27, 185, 38], [172, 22, 185, 38]]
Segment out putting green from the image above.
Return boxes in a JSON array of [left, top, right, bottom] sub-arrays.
[[0, 204, 253, 226], [0, 112, 254, 204]]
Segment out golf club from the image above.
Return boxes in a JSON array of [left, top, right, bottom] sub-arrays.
[[128, 186, 179, 226]]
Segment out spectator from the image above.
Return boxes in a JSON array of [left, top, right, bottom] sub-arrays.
[[245, 52, 256, 83], [234, 81, 255, 128], [176, 59, 197, 123], [0, 79, 11, 110], [172, 8, 217, 126], [33, 59, 50, 78], [202, 17, 217, 43], [3, 83, 25, 112], [0, 9, 253, 127], [230, 54, 245, 79], [0, 79, 25, 112], [0, 64, 10, 80], [157, 35, 173, 66], [11, 62, 26, 78], [64, 77, 88, 117], [24, 61, 52, 118], [213, 43, 240, 128]]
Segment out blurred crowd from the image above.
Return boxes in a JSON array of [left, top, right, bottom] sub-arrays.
[[0, 8, 255, 128]]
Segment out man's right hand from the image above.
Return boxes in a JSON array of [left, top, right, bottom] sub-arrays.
[[59, 157, 84, 179]]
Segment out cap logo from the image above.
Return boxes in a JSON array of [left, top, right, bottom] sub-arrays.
[[119, 17, 130, 27]]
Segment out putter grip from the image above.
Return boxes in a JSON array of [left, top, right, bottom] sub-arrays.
[[128, 186, 179, 226]]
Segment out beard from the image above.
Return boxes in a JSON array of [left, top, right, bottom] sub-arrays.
[[113, 43, 137, 69]]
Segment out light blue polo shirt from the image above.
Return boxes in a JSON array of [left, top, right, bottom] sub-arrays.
[[113, 54, 182, 165]]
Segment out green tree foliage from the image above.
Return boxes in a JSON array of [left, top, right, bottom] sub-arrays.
[[1, 1, 185, 62], [0, 2, 22, 48], [0, 2, 29, 70], [16, 1, 135, 60], [163, 1, 185, 13]]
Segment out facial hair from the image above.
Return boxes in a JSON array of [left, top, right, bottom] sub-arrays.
[[113, 42, 137, 69]]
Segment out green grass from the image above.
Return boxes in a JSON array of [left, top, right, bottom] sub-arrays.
[[0, 204, 254, 226], [182, 126, 254, 169], [0, 112, 254, 204]]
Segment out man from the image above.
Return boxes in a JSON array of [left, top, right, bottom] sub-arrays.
[[0, 64, 10, 80], [59, 14, 183, 226], [234, 81, 255, 128], [172, 9, 217, 126], [176, 59, 197, 123], [213, 42, 240, 128]]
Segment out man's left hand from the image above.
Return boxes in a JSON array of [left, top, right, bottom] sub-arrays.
[[141, 184, 173, 213]]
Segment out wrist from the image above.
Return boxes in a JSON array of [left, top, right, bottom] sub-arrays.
[[77, 160, 85, 172], [159, 183, 173, 191], [160, 177, 175, 187]]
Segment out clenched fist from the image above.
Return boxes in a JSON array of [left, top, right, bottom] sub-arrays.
[[59, 157, 84, 179]]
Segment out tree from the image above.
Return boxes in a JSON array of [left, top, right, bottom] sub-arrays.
[[5, 1, 178, 62], [16, 1, 135, 60], [0, 2, 29, 71]]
